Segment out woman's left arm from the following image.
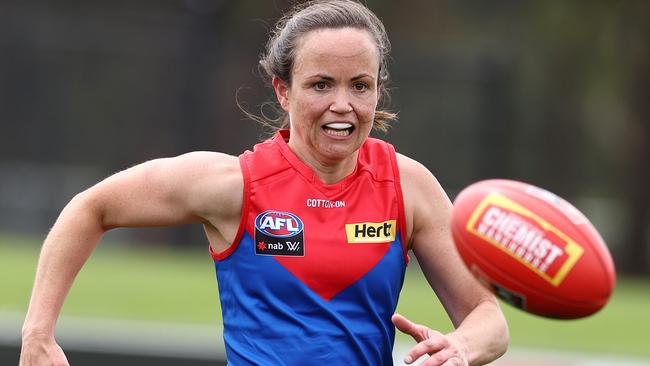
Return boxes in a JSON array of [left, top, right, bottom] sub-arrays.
[[395, 153, 509, 366]]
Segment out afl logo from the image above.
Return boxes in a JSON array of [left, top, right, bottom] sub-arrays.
[[255, 210, 304, 238]]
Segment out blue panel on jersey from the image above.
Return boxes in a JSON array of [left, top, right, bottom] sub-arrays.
[[214, 231, 406, 365]]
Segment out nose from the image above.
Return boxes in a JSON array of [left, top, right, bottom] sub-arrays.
[[329, 89, 353, 113]]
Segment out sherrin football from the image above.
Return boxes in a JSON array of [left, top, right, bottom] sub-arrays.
[[450, 179, 616, 319]]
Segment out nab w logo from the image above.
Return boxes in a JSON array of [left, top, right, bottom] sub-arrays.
[[346, 220, 397, 244], [286, 241, 300, 251]]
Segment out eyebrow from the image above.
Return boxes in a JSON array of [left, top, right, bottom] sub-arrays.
[[306, 73, 375, 81]]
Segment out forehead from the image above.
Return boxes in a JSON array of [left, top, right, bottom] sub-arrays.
[[293, 27, 379, 75]]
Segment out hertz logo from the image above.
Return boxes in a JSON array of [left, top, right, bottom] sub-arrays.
[[346, 220, 397, 244]]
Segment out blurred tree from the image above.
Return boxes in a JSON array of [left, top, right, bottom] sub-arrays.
[[0, 0, 647, 272], [618, 1, 650, 275], [489, 0, 650, 274]]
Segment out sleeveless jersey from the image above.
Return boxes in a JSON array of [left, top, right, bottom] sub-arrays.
[[210, 130, 409, 365]]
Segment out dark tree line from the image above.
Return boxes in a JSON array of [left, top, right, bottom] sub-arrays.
[[0, 0, 647, 274]]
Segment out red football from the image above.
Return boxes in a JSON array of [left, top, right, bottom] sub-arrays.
[[451, 179, 616, 319]]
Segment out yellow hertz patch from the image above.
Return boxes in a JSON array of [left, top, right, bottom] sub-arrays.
[[466, 193, 584, 287], [346, 220, 397, 244]]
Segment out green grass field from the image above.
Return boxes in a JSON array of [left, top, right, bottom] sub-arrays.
[[2, 233, 649, 358]]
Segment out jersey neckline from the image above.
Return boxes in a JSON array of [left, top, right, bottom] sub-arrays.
[[273, 130, 363, 196]]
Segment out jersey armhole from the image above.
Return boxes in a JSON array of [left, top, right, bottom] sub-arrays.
[[388, 144, 410, 266], [210, 154, 251, 261]]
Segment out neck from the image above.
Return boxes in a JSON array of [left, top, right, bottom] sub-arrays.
[[289, 143, 359, 185]]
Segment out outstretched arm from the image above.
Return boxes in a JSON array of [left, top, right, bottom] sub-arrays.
[[395, 153, 508, 366], [20, 152, 242, 366]]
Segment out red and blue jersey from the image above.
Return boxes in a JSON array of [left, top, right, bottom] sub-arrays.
[[211, 130, 408, 365]]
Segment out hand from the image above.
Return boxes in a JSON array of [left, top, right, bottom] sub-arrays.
[[392, 313, 469, 366], [20, 331, 69, 366]]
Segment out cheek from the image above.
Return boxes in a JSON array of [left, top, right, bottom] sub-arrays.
[[362, 88, 379, 110], [293, 96, 328, 121], [358, 98, 378, 123]]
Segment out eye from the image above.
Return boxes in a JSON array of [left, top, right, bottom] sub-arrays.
[[313, 81, 329, 91], [353, 82, 369, 92]]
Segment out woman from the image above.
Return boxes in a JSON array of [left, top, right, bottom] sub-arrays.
[[20, 1, 508, 365]]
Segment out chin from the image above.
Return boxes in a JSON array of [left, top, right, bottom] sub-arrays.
[[319, 143, 360, 161]]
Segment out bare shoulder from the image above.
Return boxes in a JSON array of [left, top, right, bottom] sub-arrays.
[[395, 153, 452, 249], [86, 150, 243, 230], [163, 150, 239, 174], [114, 150, 240, 186], [169, 151, 241, 182], [163, 151, 243, 219]]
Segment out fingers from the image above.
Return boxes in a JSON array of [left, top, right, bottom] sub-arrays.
[[391, 313, 415, 335], [439, 357, 466, 366], [405, 345, 467, 366], [393, 313, 468, 366], [403, 335, 448, 364], [422, 354, 466, 366], [392, 313, 429, 343]]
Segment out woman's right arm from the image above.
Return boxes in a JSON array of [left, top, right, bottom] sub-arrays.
[[20, 151, 243, 366]]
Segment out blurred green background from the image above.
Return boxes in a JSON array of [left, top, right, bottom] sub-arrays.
[[1, 0, 649, 361], [2, 233, 649, 358]]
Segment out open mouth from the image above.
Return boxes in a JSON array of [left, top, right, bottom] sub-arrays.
[[322, 122, 354, 137]]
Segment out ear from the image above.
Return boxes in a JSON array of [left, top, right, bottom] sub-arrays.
[[272, 76, 290, 112]]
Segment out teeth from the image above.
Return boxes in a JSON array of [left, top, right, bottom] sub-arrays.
[[324, 128, 350, 137], [325, 122, 353, 130]]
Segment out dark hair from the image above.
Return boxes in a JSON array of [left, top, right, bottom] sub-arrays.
[[250, 0, 397, 132]]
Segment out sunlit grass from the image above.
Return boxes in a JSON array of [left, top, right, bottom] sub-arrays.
[[397, 261, 650, 358], [2, 232, 648, 357], [0, 233, 221, 326]]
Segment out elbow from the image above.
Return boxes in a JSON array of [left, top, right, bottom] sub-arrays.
[[64, 190, 112, 233]]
